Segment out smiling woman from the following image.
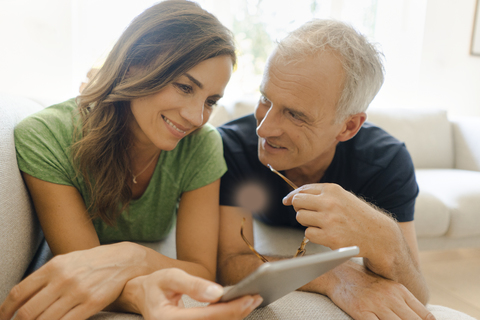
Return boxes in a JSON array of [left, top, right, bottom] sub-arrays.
[[0, 1, 262, 319]]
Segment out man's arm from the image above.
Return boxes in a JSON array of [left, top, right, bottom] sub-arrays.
[[370, 221, 429, 304], [284, 183, 430, 304], [217, 205, 265, 285], [217, 205, 434, 320]]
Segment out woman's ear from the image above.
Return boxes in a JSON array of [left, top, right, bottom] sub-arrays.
[[336, 112, 367, 142]]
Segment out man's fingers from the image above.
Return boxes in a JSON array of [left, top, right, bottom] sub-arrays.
[[289, 193, 324, 213], [296, 209, 323, 228], [282, 184, 325, 205], [158, 269, 224, 303], [304, 226, 328, 246], [404, 295, 436, 320]]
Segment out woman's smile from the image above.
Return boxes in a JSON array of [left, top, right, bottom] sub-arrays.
[[162, 115, 188, 134]]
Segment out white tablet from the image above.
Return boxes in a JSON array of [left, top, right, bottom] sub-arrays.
[[220, 246, 359, 307]]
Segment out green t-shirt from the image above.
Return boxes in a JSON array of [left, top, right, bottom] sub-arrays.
[[14, 99, 227, 243]]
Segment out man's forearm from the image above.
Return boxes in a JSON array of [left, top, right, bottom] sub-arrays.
[[298, 259, 359, 296], [363, 233, 430, 304], [217, 252, 283, 286]]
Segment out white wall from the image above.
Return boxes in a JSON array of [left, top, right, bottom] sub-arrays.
[[0, 0, 75, 104], [1, 0, 479, 116], [418, 0, 480, 117], [373, 0, 480, 117]]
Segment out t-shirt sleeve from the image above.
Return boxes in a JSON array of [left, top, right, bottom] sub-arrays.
[[219, 135, 243, 206], [366, 145, 418, 222], [181, 124, 227, 192], [14, 109, 76, 186]]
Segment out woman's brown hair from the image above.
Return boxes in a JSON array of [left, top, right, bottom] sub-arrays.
[[73, 0, 236, 225]]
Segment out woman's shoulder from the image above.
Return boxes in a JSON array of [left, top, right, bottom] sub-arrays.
[[15, 98, 79, 139]]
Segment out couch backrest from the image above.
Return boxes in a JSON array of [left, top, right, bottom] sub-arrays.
[[0, 94, 44, 302], [366, 108, 454, 169]]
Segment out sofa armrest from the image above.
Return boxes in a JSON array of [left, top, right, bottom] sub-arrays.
[[0, 94, 45, 302], [451, 116, 480, 171]]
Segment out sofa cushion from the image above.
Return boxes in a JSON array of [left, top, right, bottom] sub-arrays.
[[414, 189, 450, 238], [182, 295, 477, 320], [452, 117, 480, 171], [0, 94, 44, 302], [89, 299, 477, 320], [367, 108, 454, 169], [416, 169, 480, 238]]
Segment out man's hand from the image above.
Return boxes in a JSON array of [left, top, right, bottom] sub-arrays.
[[302, 261, 435, 320], [124, 268, 263, 320], [327, 263, 436, 320], [284, 183, 431, 305], [283, 183, 401, 270]]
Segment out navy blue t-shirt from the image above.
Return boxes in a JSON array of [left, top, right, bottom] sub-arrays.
[[218, 114, 418, 229]]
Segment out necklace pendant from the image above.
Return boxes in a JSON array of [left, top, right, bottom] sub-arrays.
[[133, 176, 137, 184]]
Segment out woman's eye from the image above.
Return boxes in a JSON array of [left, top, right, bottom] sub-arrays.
[[205, 99, 218, 108], [176, 83, 193, 94]]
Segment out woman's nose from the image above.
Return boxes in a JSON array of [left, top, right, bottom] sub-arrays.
[[180, 101, 204, 127]]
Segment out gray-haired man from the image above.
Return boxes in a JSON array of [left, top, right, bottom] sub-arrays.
[[217, 20, 434, 320]]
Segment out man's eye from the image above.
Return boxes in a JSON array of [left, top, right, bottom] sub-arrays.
[[175, 83, 193, 94], [288, 111, 302, 121]]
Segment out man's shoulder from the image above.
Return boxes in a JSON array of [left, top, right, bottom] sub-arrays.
[[345, 122, 408, 168]]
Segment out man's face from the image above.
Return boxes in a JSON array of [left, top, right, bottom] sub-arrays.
[[255, 50, 347, 173]]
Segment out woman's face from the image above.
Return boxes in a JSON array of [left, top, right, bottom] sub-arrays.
[[130, 55, 233, 151]]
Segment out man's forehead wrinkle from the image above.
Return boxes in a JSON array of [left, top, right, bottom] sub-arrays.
[[268, 62, 321, 101], [267, 66, 329, 121]]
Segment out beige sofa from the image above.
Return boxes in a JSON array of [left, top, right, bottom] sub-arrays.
[[1, 93, 477, 319]]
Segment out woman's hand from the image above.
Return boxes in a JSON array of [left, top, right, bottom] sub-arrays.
[[120, 268, 263, 320], [0, 242, 149, 320]]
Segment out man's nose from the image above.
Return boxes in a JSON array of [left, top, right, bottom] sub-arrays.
[[256, 106, 282, 138], [180, 100, 204, 127]]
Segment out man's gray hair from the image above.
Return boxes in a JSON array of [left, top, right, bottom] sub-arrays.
[[276, 19, 385, 121]]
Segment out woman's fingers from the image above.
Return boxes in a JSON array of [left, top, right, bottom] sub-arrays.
[[0, 271, 55, 320], [12, 282, 68, 320], [60, 302, 104, 320], [35, 294, 83, 320], [158, 269, 224, 303], [168, 295, 263, 320]]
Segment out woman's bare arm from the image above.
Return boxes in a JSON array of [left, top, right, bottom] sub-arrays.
[[0, 174, 223, 319]]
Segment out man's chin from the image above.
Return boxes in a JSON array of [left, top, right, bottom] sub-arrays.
[[258, 153, 288, 171]]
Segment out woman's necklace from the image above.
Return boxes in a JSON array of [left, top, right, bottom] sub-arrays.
[[132, 151, 159, 184]]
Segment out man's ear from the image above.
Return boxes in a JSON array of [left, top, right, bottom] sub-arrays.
[[336, 112, 367, 142]]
